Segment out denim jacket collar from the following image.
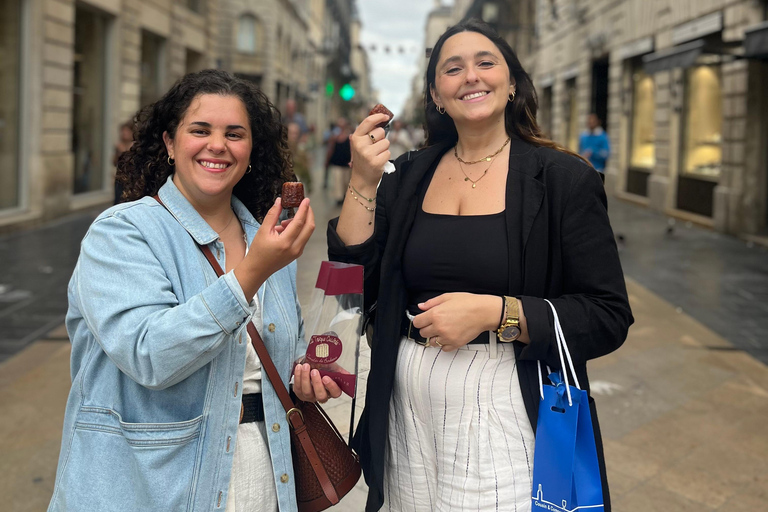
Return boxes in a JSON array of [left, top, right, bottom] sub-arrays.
[[156, 175, 260, 246]]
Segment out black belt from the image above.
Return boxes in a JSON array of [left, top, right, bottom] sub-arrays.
[[401, 312, 496, 345], [240, 393, 264, 424]]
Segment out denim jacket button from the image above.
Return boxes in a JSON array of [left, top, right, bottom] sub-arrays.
[[280, 473, 289, 483], [268, 323, 276, 332], [272, 423, 280, 432]]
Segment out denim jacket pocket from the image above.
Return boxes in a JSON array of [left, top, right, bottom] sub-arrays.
[[53, 407, 203, 512]]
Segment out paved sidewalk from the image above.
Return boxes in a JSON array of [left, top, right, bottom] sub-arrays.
[[3, 277, 766, 511]]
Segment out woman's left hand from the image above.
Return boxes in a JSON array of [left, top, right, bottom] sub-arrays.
[[412, 293, 502, 351], [293, 363, 343, 403]]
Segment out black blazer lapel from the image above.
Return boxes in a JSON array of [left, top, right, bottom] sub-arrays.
[[505, 137, 545, 293]]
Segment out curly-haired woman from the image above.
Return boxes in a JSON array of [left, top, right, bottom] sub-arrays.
[[48, 70, 341, 512], [329, 20, 632, 511]]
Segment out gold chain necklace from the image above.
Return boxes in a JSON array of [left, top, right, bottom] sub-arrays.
[[454, 136, 511, 165], [212, 208, 236, 234], [457, 154, 497, 188]]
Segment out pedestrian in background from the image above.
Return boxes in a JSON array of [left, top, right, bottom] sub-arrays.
[[287, 121, 312, 193], [579, 113, 610, 182], [282, 98, 309, 144], [324, 117, 352, 204], [328, 19, 632, 512], [111, 121, 134, 204], [386, 119, 414, 160], [48, 69, 340, 512]]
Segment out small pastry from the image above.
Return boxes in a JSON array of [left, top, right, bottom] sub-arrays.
[[281, 182, 304, 209], [369, 104, 393, 129]]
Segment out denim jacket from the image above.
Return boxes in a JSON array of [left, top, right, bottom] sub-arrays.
[[49, 177, 305, 511]]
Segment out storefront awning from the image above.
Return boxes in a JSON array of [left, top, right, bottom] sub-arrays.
[[745, 21, 768, 59], [642, 40, 707, 74]]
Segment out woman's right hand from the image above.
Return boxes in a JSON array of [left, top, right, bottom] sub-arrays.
[[235, 197, 315, 299], [350, 113, 392, 187]]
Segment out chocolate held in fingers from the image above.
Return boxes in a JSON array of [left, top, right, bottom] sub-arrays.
[[281, 182, 304, 209], [369, 104, 393, 129]]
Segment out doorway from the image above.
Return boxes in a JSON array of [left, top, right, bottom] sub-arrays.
[[591, 57, 609, 130]]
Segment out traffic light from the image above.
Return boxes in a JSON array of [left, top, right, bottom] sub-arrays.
[[339, 83, 355, 101]]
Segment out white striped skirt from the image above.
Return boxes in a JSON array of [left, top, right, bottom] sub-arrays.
[[383, 338, 536, 512]]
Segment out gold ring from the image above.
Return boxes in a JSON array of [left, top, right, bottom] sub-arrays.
[[369, 133, 376, 143], [433, 337, 443, 348]]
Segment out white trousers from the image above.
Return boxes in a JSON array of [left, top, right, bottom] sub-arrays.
[[225, 421, 279, 512], [383, 339, 535, 512]]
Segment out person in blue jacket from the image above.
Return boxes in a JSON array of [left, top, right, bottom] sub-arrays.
[[579, 113, 610, 181], [48, 69, 341, 512]]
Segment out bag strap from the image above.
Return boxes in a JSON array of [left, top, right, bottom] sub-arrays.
[[538, 300, 582, 406], [152, 196, 340, 504]]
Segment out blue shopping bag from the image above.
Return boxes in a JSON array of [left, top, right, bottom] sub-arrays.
[[531, 301, 604, 512]]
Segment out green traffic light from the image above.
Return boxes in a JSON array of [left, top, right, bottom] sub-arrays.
[[339, 83, 355, 101]]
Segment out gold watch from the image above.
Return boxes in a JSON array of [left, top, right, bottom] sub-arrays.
[[497, 296, 521, 342]]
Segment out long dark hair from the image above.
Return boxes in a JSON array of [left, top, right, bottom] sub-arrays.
[[424, 19, 587, 163], [117, 69, 294, 221]]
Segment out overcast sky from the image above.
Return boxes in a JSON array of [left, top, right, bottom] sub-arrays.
[[357, 1, 452, 117]]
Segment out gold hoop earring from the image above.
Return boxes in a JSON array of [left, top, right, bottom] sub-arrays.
[[246, 164, 252, 174], [167, 156, 175, 166], [436, 104, 445, 114], [508, 91, 516, 102]]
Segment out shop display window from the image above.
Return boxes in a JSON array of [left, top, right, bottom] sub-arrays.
[[0, 0, 21, 209], [539, 86, 553, 138], [564, 78, 578, 152], [682, 65, 722, 178], [629, 68, 655, 170], [73, 8, 108, 194]]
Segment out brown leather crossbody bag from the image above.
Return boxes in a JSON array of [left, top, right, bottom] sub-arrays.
[[154, 196, 360, 511]]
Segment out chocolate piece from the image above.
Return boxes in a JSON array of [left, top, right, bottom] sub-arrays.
[[281, 182, 304, 209], [369, 104, 393, 129]]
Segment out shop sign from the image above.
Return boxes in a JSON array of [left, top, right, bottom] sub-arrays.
[[672, 11, 723, 46]]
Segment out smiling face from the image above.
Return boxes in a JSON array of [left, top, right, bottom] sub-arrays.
[[430, 31, 515, 127], [163, 94, 252, 208]]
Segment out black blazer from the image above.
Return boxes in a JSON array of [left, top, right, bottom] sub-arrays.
[[328, 136, 633, 512]]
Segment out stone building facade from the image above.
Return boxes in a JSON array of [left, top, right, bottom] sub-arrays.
[[0, 0, 220, 231], [532, 0, 768, 239], [1, 0, 369, 231]]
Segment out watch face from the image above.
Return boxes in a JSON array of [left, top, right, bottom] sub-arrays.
[[500, 325, 521, 342]]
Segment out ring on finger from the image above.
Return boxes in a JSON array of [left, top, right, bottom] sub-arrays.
[[433, 336, 443, 348], [369, 133, 376, 143]]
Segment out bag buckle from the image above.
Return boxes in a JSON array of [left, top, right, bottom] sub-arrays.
[[286, 407, 305, 424]]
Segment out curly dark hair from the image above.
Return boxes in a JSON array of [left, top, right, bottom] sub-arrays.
[[424, 19, 588, 165], [117, 69, 295, 221]]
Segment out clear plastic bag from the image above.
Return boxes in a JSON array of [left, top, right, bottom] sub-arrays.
[[302, 261, 364, 397]]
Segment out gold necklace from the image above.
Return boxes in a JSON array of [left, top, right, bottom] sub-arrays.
[[454, 136, 511, 165], [457, 155, 496, 188], [213, 209, 236, 234]]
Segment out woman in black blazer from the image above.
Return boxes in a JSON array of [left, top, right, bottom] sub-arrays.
[[328, 19, 633, 512]]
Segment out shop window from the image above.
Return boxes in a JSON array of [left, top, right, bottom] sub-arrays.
[[564, 78, 578, 152], [0, 0, 21, 209], [140, 31, 165, 108], [629, 68, 655, 170], [539, 86, 553, 137], [73, 7, 108, 195], [236, 14, 257, 54], [682, 65, 722, 178], [185, 48, 205, 74]]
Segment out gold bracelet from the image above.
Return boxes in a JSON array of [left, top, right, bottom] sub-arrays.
[[349, 182, 375, 203], [348, 185, 375, 212]]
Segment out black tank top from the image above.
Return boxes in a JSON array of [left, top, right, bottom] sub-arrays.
[[402, 161, 509, 308], [329, 137, 351, 167]]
